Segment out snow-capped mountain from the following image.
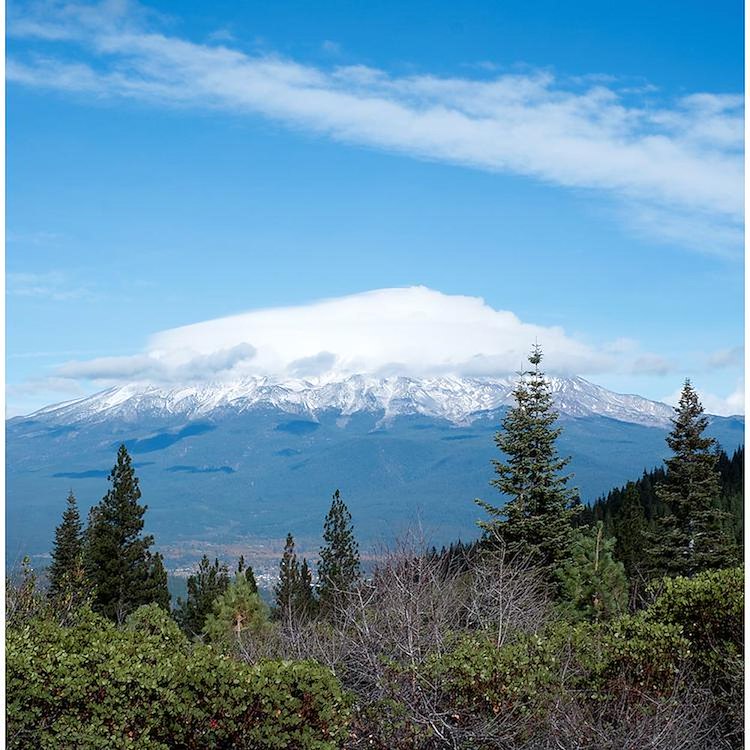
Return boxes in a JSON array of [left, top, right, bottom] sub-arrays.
[[24, 374, 676, 428], [8, 373, 743, 567]]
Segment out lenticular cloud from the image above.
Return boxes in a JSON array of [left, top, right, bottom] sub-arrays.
[[57, 287, 613, 383]]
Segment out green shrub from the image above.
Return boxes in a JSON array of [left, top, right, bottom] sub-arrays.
[[644, 566, 743, 662], [428, 612, 690, 718], [428, 630, 559, 718], [6, 605, 349, 749]]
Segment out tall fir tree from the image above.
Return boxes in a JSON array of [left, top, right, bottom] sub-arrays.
[[476, 345, 580, 572], [318, 490, 361, 615], [48, 490, 85, 602], [275, 533, 301, 623], [297, 558, 317, 619], [275, 534, 317, 623], [614, 482, 648, 579], [83, 444, 170, 623], [650, 380, 737, 576], [175, 556, 231, 637], [237, 554, 258, 594], [144, 552, 170, 612]]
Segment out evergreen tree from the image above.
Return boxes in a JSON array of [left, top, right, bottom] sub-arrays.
[[237, 554, 258, 594], [557, 522, 628, 622], [297, 558, 317, 619], [144, 552, 170, 612], [175, 556, 231, 637], [614, 482, 648, 579], [48, 490, 84, 601], [718, 446, 744, 548], [318, 490, 361, 615], [591, 446, 742, 544], [83, 444, 170, 623], [275, 534, 317, 623], [203, 573, 269, 648], [275, 533, 300, 623], [650, 380, 737, 576], [476, 345, 580, 572]]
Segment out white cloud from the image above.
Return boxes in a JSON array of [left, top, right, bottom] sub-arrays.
[[57, 342, 257, 381], [6, 1, 743, 255], [53, 286, 666, 385]]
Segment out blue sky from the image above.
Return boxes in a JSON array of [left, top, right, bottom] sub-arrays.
[[6, 0, 744, 416]]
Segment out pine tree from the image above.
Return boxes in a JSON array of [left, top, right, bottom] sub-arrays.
[[650, 380, 737, 576], [274, 534, 317, 623], [175, 556, 231, 637], [237, 554, 258, 594], [476, 345, 580, 572], [614, 482, 648, 579], [83, 444, 170, 623], [48, 490, 84, 601], [297, 558, 317, 619], [318, 490, 361, 615], [145, 552, 170, 611], [557, 522, 628, 622], [203, 573, 269, 648], [275, 533, 301, 623]]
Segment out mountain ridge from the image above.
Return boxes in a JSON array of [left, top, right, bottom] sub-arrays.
[[17, 374, 682, 428]]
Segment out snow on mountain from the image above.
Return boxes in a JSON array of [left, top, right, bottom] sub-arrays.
[[21, 375, 676, 428]]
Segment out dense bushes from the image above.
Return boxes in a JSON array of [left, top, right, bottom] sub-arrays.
[[6, 561, 743, 749], [6, 604, 349, 750], [421, 568, 743, 749], [645, 566, 743, 658], [431, 614, 690, 717]]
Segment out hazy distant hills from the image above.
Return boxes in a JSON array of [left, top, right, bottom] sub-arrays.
[[6, 375, 744, 568]]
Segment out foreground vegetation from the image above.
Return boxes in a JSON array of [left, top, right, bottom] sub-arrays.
[[6, 348, 744, 748]]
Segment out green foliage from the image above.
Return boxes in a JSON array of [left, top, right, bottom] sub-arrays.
[[556, 522, 628, 622], [174, 555, 231, 637], [145, 552, 171, 611], [717, 447, 744, 547], [590, 464, 668, 533], [612, 482, 648, 579], [203, 573, 270, 648], [84, 444, 170, 623], [275, 533, 317, 623], [476, 345, 580, 572], [430, 566, 743, 737], [644, 566, 743, 667], [6, 605, 350, 749], [237, 554, 259, 594], [48, 490, 84, 602], [318, 489, 361, 615], [651, 381, 738, 576], [431, 612, 690, 720]]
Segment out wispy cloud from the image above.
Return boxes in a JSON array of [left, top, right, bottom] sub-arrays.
[[5, 376, 90, 418], [705, 345, 744, 370], [7, 271, 94, 301], [7, 1, 743, 256], [56, 342, 257, 381], [321, 40, 342, 56]]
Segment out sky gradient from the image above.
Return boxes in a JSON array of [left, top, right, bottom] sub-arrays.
[[6, 0, 744, 417]]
